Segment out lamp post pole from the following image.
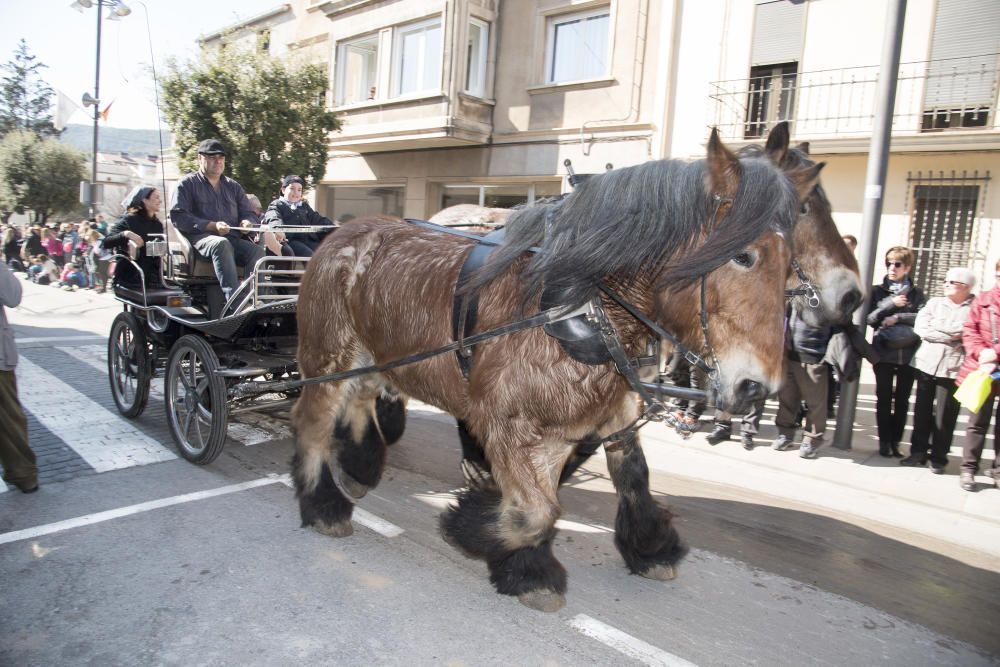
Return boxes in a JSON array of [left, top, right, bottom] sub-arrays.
[[90, 0, 103, 218]]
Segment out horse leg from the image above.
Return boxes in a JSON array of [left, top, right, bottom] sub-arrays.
[[374, 388, 406, 446], [441, 431, 570, 612], [291, 382, 355, 537], [606, 432, 689, 579], [456, 419, 496, 491]]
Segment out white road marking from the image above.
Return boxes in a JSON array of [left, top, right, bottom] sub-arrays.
[[16, 335, 106, 344], [568, 614, 700, 667], [59, 345, 291, 446], [0, 475, 290, 545], [276, 475, 403, 537], [15, 356, 177, 472]]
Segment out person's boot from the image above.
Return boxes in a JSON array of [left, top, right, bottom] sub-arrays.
[[741, 432, 754, 450], [899, 453, 927, 467], [890, 442, 904, 458], [878, 441, 892, 457], [705, 423, 731, 445], [960, 470, 977, 492]]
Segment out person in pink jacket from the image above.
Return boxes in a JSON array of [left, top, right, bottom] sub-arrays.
[[956, 259, 1000, 492]]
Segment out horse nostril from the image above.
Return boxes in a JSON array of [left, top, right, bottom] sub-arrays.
[[737, 379, 767, 403], [840, 288, 863, 317]]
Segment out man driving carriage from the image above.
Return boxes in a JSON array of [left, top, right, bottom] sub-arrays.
[[169, 138, 265, 299]]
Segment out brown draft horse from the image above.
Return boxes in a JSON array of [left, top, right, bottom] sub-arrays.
[[291, 131, 820, 611]]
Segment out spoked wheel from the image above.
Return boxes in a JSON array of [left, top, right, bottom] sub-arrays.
[[165, 334, 228, 464], [107, 311, 151, 418]]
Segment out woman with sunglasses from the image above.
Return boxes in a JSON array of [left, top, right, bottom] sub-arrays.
[[866, 247, 925, 457], [902, 268, 975, 473], [955, 259, 1000, 492]]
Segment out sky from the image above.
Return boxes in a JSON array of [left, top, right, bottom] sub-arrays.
[[0, 0, 281, 130]]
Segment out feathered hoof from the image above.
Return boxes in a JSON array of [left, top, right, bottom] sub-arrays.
[[517, 590, 566, 613], [638, 563, 677, 581], [313, 520, 354, 538]]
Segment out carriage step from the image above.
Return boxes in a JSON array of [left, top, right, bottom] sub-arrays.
[[215, 367, 271, 378]]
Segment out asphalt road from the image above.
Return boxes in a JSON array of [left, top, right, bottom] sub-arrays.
[[1, 282, 998, 666]]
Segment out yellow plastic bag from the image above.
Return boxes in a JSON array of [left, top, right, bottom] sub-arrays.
[[955, 368, 994, 413]]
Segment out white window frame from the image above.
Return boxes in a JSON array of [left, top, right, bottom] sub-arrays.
[[465, 18, 490, 98], [391, 16, 443, 98], [336, 33, 380, 106], [544, 7, 611, 84]]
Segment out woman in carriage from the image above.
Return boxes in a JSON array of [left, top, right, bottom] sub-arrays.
[[101, 186, 165, 290]]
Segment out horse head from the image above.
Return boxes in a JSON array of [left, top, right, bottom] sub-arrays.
[[750, 121, 865, 327]]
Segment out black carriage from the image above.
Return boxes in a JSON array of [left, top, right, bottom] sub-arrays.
[[107, 222, 326, 464]]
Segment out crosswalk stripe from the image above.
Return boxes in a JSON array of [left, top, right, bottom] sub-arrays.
[[568, 614, 700, 667], [15, 356, 177, 472], [57, 344, 292, 445]]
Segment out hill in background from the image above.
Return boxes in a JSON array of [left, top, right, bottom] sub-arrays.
[[59, 124, 172, 157]]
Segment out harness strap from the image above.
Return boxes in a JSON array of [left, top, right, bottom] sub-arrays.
[[231, 302, 590, 398]]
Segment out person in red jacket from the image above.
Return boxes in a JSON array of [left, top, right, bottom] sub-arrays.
[[956, 258, 1000, 492]]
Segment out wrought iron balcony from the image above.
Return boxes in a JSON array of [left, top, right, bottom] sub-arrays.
[[708, 54, 1000, 142]]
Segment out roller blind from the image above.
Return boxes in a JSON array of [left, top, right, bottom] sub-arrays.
[[924, 0, 1000, 107], [751, 1, 805, 67]]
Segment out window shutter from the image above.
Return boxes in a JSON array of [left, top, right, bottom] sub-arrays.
[[925, 0, 1000, 108], [751, 1, 805, 67]]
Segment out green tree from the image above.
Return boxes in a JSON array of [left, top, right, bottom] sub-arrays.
[[161, 46, 340, 201], [0, 39, 57, 139], [0, 131, 86, 224]]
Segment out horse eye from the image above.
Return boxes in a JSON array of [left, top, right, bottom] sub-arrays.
[[732, 252, 754, 268], [800, 202, 811, 215]]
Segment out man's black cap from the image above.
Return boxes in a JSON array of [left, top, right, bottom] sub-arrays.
[[197, 138, 226, 155]]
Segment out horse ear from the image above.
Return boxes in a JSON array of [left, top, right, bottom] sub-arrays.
[[706, 127, 742, 199], [788, 162, 826, 202], [764, 122, 790, 166], [796, 141, 811, 156]]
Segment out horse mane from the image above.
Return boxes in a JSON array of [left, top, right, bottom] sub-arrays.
[[465, 155, 799, 308]]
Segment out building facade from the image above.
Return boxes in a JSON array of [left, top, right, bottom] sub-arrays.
[[201, 0, 1000, 293]]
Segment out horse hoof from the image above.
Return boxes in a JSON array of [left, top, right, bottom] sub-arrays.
[[517, 590, 566, 612], [639, 563, 677, 581], [337, 473, 369, 500], [314, 520, 354, 538]]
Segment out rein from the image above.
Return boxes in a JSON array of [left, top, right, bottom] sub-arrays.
[[785, 257, 821, 308]]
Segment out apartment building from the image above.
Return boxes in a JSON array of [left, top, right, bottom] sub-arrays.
[[201, 0, 1000, 292]]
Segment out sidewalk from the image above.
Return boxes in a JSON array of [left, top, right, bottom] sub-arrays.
[[635, 366, 1000, 569]]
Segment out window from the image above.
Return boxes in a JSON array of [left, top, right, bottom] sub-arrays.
[[338, 34, 379, 105], [440, 182, 562, 210], [465, 18, 489, 97], [324, 186, 404, 222], [257, 29, 271, 54], [907, 176, 985, 294], [744, 62, 797, 139], [393, 18, 442, 96], [545, 8, 609, 84]]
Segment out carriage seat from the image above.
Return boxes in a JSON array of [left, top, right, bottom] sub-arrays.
[[164, 220, 246, 282], [113, 284, 188, 307]]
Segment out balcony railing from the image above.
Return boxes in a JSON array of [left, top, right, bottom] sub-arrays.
[[709, 54, 1000, 141]]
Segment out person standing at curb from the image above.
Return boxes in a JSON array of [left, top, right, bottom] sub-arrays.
[[772, 303, 834, 459], [867, 247, 925, 458], [902, 268, 974, 474], [0, 263, 38, 493], [956, 259, 1000, 492]]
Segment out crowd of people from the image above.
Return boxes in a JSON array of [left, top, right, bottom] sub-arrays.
[[674, 239, 998, 493], [2, 215, 114, 293]]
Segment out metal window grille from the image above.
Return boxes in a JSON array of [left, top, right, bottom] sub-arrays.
[[905, 170, 990, 293]]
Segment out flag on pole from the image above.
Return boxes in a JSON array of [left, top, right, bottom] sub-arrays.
[[99, 99, 115, 123], [53, 90, 82, 131]]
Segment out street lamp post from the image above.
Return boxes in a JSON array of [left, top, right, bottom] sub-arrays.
[[71, 0, 131, 218]]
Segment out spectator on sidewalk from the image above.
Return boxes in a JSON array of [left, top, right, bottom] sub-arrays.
[[0, 264, 37, 493], [867, 247, 925, 458], [705, 399, 766, 450], [58, 262, 87, 291], [902, 268, 974, 474], [772, 303, 834, 459], [43, 228, 64, 268], [956, 260, 1000, 492], [664, 350, 706, 436], [20, 226, 43, 264]]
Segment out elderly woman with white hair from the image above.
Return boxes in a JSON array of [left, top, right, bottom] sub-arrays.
[[901, 267, 976, 473]]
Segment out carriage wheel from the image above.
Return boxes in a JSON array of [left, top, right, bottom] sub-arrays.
[[164, 334, 229, 464], [107, 311, 151, 418]]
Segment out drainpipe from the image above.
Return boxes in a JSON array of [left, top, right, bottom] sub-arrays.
[[833, 0, 907, 450]]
